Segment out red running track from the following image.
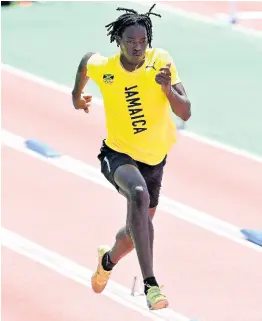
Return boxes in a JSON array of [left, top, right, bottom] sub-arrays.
[[161, 1, 262, 31], [2, 68, 262, 321]]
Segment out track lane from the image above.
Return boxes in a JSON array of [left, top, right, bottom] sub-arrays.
[[2, 248, 152, 321], [2, 146, 262, 321], [161, 1, 262, 30]]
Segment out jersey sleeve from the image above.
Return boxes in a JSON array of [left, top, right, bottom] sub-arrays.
[[86, 53, 107, 85], [169, 56, 181, 85]]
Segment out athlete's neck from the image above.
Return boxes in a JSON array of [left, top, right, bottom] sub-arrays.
[[120, 54, 145, 72]]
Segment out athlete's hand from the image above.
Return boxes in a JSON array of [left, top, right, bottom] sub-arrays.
[[155, 63, 172, 95], [72, 92, 92, 113]]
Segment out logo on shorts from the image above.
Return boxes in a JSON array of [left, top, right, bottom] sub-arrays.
[[103, 74, 114, 84]]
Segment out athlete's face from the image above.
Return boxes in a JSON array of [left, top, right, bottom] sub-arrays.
[[118, 24, 148, 64]]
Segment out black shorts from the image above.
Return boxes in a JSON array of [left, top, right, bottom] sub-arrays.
[[97, 140, 167, 208]]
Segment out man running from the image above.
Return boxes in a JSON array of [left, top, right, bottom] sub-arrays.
[[72, 4, 191, 310]]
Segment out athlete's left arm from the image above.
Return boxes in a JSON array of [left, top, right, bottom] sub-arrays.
[[168, 82, 191, 121], [156, 63, 191, 121]]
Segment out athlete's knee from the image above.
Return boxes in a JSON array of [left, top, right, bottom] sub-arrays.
[[130, 185, 150, 209]]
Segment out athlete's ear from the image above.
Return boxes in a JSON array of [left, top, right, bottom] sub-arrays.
[[116, 36, 121, 47]]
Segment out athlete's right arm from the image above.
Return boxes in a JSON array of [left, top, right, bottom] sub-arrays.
[[71, 52, 96, 113]]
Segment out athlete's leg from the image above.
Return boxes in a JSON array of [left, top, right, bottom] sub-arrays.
[[140, 157, 166, 286], [92, 142, 168, 308], [109, 207, 157, 264], [108, 156, 166, 267], [91, 143, 138, 294], [112, 164, 154, 280], [108, 161, 168, 309]]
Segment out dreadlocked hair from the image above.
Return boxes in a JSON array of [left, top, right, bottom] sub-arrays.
[[105, 4, 161, 48]]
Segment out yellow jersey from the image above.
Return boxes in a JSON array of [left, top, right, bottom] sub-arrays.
[[87, 47, 181, 165]]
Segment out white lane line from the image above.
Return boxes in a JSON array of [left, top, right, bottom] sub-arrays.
[[1, 227, 191, 321], [1, 63, 262, 163], [2, 128, 261, 253]]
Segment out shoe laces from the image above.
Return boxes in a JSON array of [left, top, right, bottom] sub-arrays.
[[146, 285, 166, 299]]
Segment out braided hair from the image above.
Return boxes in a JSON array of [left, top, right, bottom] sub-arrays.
[[105, 4, 161, 48]]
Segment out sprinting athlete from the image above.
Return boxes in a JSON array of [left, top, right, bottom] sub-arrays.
[[72, 4, 191, 310]]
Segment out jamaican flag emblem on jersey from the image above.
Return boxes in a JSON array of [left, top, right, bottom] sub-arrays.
[[103, 74, 114, 84]]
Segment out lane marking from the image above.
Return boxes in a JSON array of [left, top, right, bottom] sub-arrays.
[[1, 227, 191, 321], [2, 128, 262, 253], [135, 2, 262, 37], [216, 11, 262, 21], [2, 63, 262, 163]]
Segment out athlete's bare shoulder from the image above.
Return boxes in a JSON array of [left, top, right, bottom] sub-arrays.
[[78, 52, 97, 73]]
